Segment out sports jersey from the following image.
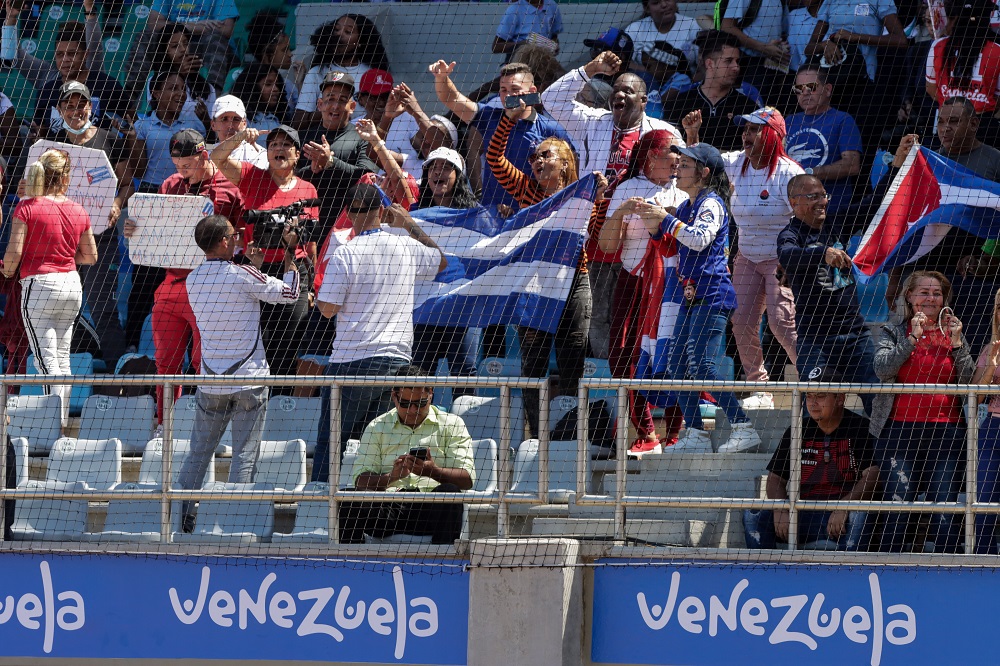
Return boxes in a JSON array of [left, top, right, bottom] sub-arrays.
[[926, 37, 1000, 114]]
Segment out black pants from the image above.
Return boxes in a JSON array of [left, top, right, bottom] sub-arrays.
[[259, 261, 311, 387], [126, 265, 165, 350], [339, 484, 464, 545]]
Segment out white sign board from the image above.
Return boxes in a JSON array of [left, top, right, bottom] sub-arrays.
[[128, 194, 214, 270], [27, 139, 118, 232]]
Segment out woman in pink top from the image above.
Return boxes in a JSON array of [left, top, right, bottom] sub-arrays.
[[973, 288, 1000, 553], [1, 150, 98, 426]]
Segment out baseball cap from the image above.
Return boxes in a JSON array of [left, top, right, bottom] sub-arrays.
[[423, 146, 465, 174], [212, 94, 246, 119], [347, 182, 384, 214], [358, 69, 393, 96], [583, 27, 634, 66], [169, 129, 207, 157], [734, 106, 787, 138], [429, 114, 459, 147], [59, 80, 91, 103], [266, 124, 301, 150], [671, 143, 725, 175], [320, 69, 356, 93]]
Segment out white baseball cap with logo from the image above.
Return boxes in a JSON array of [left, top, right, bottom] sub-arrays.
[[212, 95, 247, 119]]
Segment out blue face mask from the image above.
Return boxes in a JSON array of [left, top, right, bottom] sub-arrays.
[[63, 119, 92, 135]]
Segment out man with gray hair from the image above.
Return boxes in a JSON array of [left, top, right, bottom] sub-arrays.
[[178, 214, 300, 531]]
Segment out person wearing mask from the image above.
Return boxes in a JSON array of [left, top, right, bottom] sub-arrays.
[[293, 14, 390, 129], [598, 130, 687, 457], [124, 129, 243, 429], [212, 124, 317, 385], [683, 106, 804, 410], [631, 143, 763, 453], [47, 81, 142, 367], [873, 271, 973, 553], [1, 150, 98, 427]]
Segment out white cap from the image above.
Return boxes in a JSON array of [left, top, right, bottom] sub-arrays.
[[212, 95, 246, 119], [429, 114, 459, 147], [423, 147, 465, 174]]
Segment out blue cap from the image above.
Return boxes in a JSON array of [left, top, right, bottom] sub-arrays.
[[671, 143, 725, 174], [584, 27, 634, 66]]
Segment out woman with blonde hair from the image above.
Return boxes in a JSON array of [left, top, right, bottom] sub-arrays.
[[972, 288, 1000, 553], [2, 150, 97, 426], [873, 270, 973, 553]]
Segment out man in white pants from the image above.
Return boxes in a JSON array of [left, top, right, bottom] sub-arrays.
[[179, 214, 300, 531]]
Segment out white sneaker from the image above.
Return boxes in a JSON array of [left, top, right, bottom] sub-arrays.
[[717, 422, 762, 453], [741, 391, 774, 410], [666, 428, 713, 453]]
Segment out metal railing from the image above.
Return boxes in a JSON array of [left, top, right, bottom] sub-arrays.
[[0, 373, 994, 554]]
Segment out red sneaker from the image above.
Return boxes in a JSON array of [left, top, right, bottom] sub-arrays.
[[627, 437, 663, 458]]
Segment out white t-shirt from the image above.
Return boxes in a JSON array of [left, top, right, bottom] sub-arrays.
[[722, 151, 804, 262], [383, 112, 421, 175], [608, 176, 688, 273], [319, 229, 441, 364], [298, 63, 372, 114], [186, 260, 300, 394], [625, 14, 701, 71]]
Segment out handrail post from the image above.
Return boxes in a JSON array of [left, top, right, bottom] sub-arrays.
[[576, 381, 587, 503], [498, 385, 511, 537], [788, 389, 802, 551], [0, 380, 8, 542], [966, 389, 979, 555], [328, 383, 341, 544], [538, 379, 549, 503], [161, 381, 174, 543], [614, 385, 628, 541]]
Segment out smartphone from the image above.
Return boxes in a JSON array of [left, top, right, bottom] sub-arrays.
[[409, 447, 429, 460], [504, 92, 541, 109]]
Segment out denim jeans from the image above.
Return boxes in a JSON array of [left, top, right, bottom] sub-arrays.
[[667, 305, 749, 431], [312, 355, 409, 483], [976, 414, 1000, 554], [412, 325, 477, 398], [878, 420, 966, 553], [743, 508, 868, 550], [796, 328, 879, 415]]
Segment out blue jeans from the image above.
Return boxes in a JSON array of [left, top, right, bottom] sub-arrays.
[[976, 414, 1000, 554], [743, 508, 868, 550], [412, 325, 477, 397], [796, 328, 879, 416], [667, 305, 748, 430], [312, 355, 409, 483], [878, 421, 966, 553]]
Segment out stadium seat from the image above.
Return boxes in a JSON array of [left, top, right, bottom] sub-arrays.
[[272, 481, 329, 543], [172, 481, 276, 543], [32, 4, 87, 63], [7, 394, 62, 455], [9, 480, 90, 540], [476, 357, 522, 398], [451, 394, 525, 446], [77, 394, 155, 455], [509, 439, 590, 503], [22, 352, 96, 416], [583, 357, 616, 400], [339, 438, 360, 490], [88, 481, 181, 542], [46, 436, 122, 489], [547, 395, 618, 432], [469, 438, 498, 495], [10, 436, 27, 487], [105, 2, 152, 84], [261, 395, 321, 455], [255, 439, 306, 492], [0, 68, 36, 119], [137, 438, 215, 486]]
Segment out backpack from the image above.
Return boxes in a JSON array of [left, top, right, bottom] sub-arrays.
[[550, 399, 615, 451], [94, 354, 158, 397], [713, 0, 764, 31]]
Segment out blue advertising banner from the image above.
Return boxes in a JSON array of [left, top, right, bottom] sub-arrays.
[[591, 560, 995, 666], [0, 553, 469, 664]]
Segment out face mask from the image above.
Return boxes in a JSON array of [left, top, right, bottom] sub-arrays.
[[63, 119, 92, 135]]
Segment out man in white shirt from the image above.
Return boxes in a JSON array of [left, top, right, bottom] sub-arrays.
[[311, 183, 447, 482], [210, 94, 269, 168], [178, 214, 300, 531]]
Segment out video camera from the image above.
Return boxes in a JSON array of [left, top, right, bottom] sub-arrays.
[[245, 198, 321, 250]]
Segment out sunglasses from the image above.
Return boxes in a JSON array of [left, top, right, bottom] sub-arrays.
[[395, 396, 432, 409], [223, 230, 243, 241], [793, 192, 829, 201], [528, 149, 555, 163], [792, 82, 822, 95]]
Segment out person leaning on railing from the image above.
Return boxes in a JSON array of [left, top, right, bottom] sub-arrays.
[[872, 271, 974, 554], [0, 150, 98, 429]]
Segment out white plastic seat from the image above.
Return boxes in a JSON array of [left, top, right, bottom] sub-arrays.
[[87, 482, 182, 542], [7, 394, 62, 455], [11, 436, 28, 487], [261, 396, 321, 455], [509, 439, 590, 503], [547, 395, 618, 432], [469, 438, 498, 495], [47, 437, 122, 489], [272, 481, 330, 543], [583, 357, 616, 400], [170, 394, 233, 457], [452, 395, 525, 446], [172, 481, 275, 543], [338, 439, 360, 490], [255, 439, 306, 491], [9, 480, 89, 540], [476, 357, 522, 398], [137, 438, 215, 486], [77, 394, 155, 455]]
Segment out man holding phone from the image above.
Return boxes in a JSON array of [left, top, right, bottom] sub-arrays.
[[341, 365, 475, 545]]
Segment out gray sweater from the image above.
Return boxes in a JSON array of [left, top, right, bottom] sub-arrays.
[[870, 320, 975, 439]]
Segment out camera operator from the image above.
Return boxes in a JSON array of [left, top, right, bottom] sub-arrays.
[[211, 124, 317, 383]]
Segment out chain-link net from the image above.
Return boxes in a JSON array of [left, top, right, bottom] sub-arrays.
[[0, 0, 997, 570]]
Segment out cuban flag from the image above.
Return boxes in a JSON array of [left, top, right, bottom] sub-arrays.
[[853, 146, 1000, 281], [320, 175, 595, 334]]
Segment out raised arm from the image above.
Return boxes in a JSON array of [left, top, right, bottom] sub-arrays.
[[485, 111, 539, 206], [429, 60, 477, 125], [212, 127, 262, 186], [539, 52, 620, 133]]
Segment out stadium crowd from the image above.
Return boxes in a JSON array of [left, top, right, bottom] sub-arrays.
[[3, 0, 1000, 551]]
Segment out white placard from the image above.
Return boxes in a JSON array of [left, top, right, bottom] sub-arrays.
[[128, 194, 214, 269], [27, 139, 118, 232]]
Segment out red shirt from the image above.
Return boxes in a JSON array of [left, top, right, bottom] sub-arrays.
[[237, 163, 319, 264], [159, 169, 244, 281], [588, 127, 641, 264], [927, 38, 1000, 114], [890, 325, 962, 423], [13, 197, 90, 278]]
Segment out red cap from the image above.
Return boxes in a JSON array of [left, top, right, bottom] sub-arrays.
[[734, 106, 787, 138], [359, 69, 394, 96]]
